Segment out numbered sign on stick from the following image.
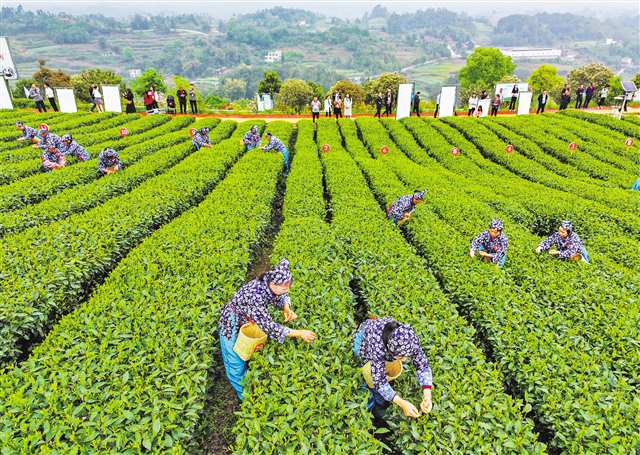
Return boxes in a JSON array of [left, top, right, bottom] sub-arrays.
[[568, 142, 577, 151], [189, 128, 197, 137], [120, 128, 129, 137], [451, 147, 460, 156], [321, 143, 330, 153], [625, 138, 634, 146], [39, 123, 49, 131], [380, 146, 389, 155], [505, 144, 514, 154]]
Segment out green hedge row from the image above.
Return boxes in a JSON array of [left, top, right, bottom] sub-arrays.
[[0, 120, 236, 237], [350, 117, 639, 452], [561, 110, 640, 139], [0, 116, 198, 212], [0, 122, 291, 453], [0, 120, 252, 365]]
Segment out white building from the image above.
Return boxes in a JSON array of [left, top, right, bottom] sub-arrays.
[[605, 38, 618, 45], [499, 48, 562, 60], [264, 50, 282, 63], [128, 69, 142, 78]]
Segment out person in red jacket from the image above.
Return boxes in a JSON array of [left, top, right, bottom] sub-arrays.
[[143, 88, 155, 112]]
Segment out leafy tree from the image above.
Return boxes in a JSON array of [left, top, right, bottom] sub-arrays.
[[277, 79, 314, 113], [528, 64, 564, 100], [567, 63, 614, 90], [633, 74, 640, 88], [72, 68, 124, 101], [171, 75, 191, 92], [32, 61, 72, 88], [222, 78, 247, 101], [607, 75, 623, 100], [131, 68, 167, 97], [328, 80, 366, 105], [257, 71, 282, 97], [362, 72, 408, 104], [459, 47, 516, 92], [122, 47, 134, 62], [307, 81, 325, 99]]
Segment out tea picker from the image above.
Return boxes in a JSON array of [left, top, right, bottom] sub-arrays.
[[386, 190, 427, 226], [218, 259, 316, 401], [352, 317, 433, 420], [59, 134, 90, 161], [536, 220, 590, 263], [631, 177, 640, 191], [98, 148, 122, 176], [242, 125, 261, 151], [262, 132, 289, 174], [470, 219, 508, 267], [192, 127, 212, 151], [15, 121, 40, 147], [41, 146, 66, 171]]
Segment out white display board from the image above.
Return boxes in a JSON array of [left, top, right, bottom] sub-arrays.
[[495, 83, 528, 100], [517, 91, 533, 115], [477, 99, 491, 117], [0, 37, 18, 80], [263, 94, 273, 110], [102, 85, 122, 113], [256, 94, 265, 112], [438, 86, 457, 118], [395, 83, 413, 120], [0, 79, 13, 109], [23, 87, 29, 97], [56, 88, 77, 113]]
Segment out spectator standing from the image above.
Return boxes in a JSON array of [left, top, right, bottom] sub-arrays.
[[412, 91, 421, 117], [598, 85, 608, 109], [468, 93, 478, 116], [177, 87, 188, 114], [188, 86, 198, 114], [480, 90, 488, 100], [475, 104, 483, 118], [434, 93, 440, 118], [88, 86, 96, 112], [559, 86, 571, 110], [343, 94, 353, 118], [150, 86, 158, 109], [374, 93, 383, 118], [311, 96, 321, 123], [143, 88, 155, 112], [123, 88, 136, 113], [323, 95, 332, 117], [92, 85, 104, 113], [508, 84, 519, 111], [333, 96, 343, 119], [583, 83, 596, 109], [28, 84, 47, 113], [575, 84, 585, 109], [43, 83, 58, 112], [490, 94, 501, 116], [536, 91, 549, 114], [384, 89, 393, 117]]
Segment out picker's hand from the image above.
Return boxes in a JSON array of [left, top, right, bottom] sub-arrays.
[[535, 246, 542, 254], [469, 250, 475, 258], [421, 388, 433, 414], [394, 396, 420, 419], [549, 250, 559, 256], [290, 330, 316, 343], [398, 214, 411, 226], [283, 304, 297, 322], [478, 251, 491, 258]]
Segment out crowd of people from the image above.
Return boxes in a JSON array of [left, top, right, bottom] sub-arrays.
[[321, 91, 354, 120], [15, 120, 122, 174], [558, 83, 611, 111]]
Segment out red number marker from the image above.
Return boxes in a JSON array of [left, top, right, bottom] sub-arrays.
[[625, 138, 634, 146], [39, 123, 49, 131], [505, 144, 514, 153], [322, 143, 330, 153], [189, 128, 197, 137], [120, 127, 129, 137], [451, 147, 460, 156], [380, 146, 389, 155], [568, 142, 577, 151]]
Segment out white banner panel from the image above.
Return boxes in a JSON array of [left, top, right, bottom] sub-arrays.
[[256, 94, 264, 111], [0, 78, 13, 109], [263, 94, 273, 110], [395, 83, 413, 120], [24, 87, 29, 97], [56, 88, 77, 113], [0, 37, 18, 80], [477, 99, 491, 117], [102, 85, 122, 113], [495, 83, 528, 100], [438, 86, 456, 118], [517, 91, 533, 115]]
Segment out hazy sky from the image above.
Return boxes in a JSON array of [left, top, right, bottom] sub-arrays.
[[3, 0, 639, 19]]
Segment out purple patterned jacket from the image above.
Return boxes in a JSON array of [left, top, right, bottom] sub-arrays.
[[470, 230, 509, 264], [538, 232, 584, 259]]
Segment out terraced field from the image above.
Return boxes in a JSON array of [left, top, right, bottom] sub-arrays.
[[0, 110, 638, 453]]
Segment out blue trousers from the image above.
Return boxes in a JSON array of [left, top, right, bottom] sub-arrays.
[[245, 144, 258, 152], [580, 246, 591, 264], [220, 324, 247, 401], [281, 147, 289, 175], [631, 177, 640, 191], [353, 327, 391, 413], [477, 245, 507, 267]]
